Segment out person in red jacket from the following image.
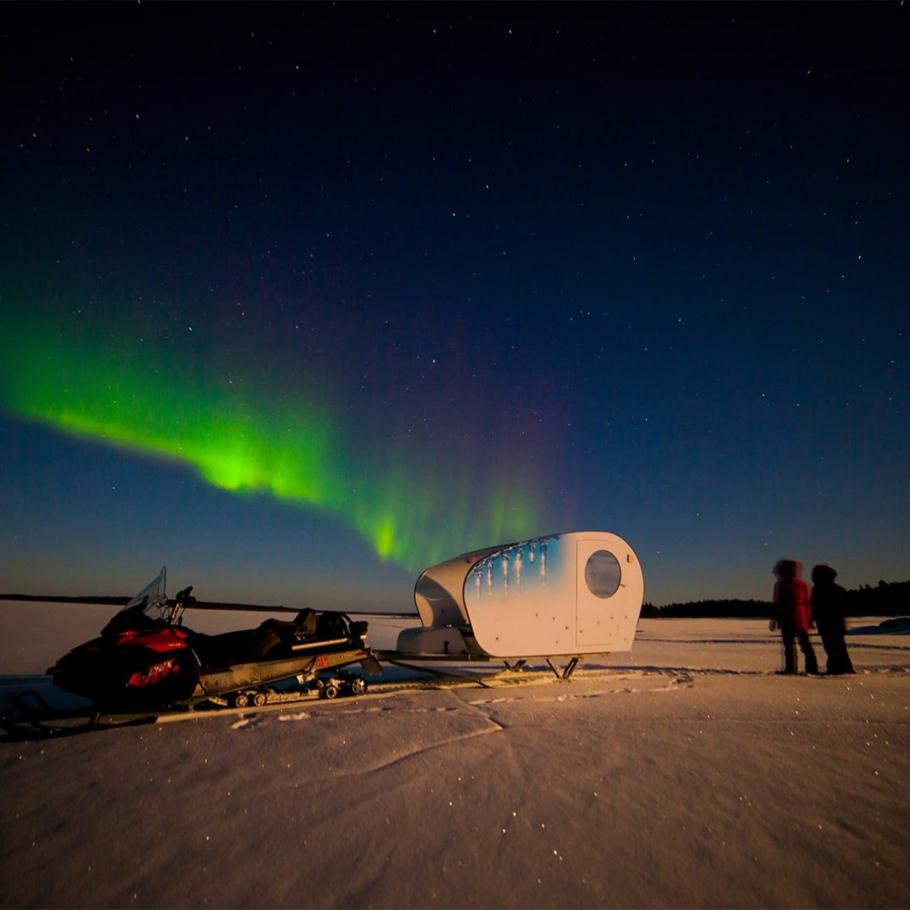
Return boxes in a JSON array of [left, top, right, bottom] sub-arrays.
[[771, 559, 819, 675]]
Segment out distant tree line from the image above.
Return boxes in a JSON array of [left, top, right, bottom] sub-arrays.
[[3, 579, 907, 619], [643, 579, 910, 618]]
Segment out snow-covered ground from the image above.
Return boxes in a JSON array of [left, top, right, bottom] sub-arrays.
[[1, 603, 909, 908]]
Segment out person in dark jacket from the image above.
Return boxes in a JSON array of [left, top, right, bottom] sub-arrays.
[[771, 559, 819, 674], [811, 564, 855, 674]]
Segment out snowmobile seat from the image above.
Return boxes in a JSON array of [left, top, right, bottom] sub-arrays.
[[293, 608, 318, 639], [191, 624, 283, 669]]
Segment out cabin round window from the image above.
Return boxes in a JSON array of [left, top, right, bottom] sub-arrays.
[[584, 550, 621, 598]]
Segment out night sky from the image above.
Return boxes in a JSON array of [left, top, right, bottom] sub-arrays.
[[1, 3, 907, 609]]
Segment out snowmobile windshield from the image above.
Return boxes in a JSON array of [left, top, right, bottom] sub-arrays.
[[121, 566, 169, 622]]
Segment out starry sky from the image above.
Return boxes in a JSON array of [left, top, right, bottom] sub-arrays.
[[1, 3, 907, 610]]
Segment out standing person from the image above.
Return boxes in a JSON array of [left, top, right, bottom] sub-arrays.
[[811, 564, 855, 674], [771, 559, 819, 675]]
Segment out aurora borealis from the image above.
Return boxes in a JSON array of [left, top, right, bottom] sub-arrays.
[[1, 4, 907, 607], [1, 305, 540, 571]]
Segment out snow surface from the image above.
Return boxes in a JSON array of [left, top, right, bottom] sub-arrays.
[[1, 604, 909, 908]]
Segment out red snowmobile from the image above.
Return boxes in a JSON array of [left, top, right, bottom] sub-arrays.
[[47, 568, 380, 710]]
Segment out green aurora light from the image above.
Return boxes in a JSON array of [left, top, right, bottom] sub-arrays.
[[0, 311, 540, 570]]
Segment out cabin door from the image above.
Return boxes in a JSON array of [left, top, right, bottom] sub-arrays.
[[575, 538, 627, 650]]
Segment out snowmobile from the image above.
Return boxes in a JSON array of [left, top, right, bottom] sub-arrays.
[[46, 568, 380, 711]]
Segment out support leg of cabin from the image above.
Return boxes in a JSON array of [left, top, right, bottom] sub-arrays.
[[503, 660, 527, 672], [545, 657, 581, 679]]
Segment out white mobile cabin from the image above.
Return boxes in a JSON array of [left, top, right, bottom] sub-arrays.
[[395, 530, 644, 673]]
